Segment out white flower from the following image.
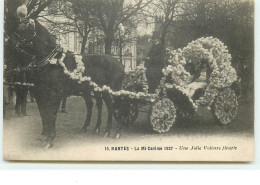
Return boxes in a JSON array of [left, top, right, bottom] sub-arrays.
[[49, 58, 57, 64], [29, 19, 35, 26], [64, 70, 70, 75]]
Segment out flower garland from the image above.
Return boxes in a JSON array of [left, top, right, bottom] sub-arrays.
[[158, 48, 198, 111], [13, 82, 35, 87], [183, 37, 237, 108], [4, 65, 35, 87], [4, 81, 35, 87], [122, 63, 149, 93], [54, 52, 157, 102]]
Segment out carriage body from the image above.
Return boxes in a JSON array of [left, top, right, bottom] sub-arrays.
[[114, 37, 240, 133]]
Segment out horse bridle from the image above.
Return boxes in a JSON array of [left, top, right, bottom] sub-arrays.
[[12, 31, 62, 72]]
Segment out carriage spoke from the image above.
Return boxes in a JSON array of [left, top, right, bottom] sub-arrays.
[[114, 98, 139, 127], [149, 97, 176, 133], [212, 88, 238, 125]]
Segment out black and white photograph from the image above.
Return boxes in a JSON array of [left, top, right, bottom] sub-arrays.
[[3, 0, 254, 161]]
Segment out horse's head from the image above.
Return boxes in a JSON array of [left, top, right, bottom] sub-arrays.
[[32, 21, 59, 60], [5, 5, 60, 68]]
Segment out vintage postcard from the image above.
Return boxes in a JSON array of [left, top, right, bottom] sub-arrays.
[[3, 0, 254, 161]]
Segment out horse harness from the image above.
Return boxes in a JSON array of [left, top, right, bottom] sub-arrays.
[[5, 18, 62, 87], [11, 28, 62, 73]]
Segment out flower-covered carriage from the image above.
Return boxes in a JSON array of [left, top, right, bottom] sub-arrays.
[[114, 37, 240, 133]]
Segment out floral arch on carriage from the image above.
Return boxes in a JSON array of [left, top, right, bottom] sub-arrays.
[[119, 36, 240, 133]]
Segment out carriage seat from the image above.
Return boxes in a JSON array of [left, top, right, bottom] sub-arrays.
[[185, 81, 208, 97], [183, 69, 208, 97]]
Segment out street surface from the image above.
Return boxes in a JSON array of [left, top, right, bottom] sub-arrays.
[[3, 95, 254, 161]]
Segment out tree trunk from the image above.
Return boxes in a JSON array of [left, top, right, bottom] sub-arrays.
[[159, 23, 168, 65], [104, 31, 114, 55], [160, 22, 169, 51], [105, 38, 113, 55], [119, 41, 123, 64], [81, 35, 88, 54]]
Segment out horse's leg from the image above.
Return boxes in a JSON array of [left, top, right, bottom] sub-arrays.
[[15, 87, 22, 116], [61, 95, 68, 113], [32, 86, 50, 142], [80, 92, 93, 133], [8, 86, 13, 103], [42, 89, 62, 148], [102, 92, 113, 137], [113, 96, 122, 139], [33, 86, 62, 148], [29, 88, 35, 102], [21, 87, 28, 116], [109, 79, 123, 139], [3, 85, 8, 119], [34, 94, 47, 141], [94, 92, 103, 134]]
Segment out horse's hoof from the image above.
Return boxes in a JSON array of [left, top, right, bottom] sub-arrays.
[[104, 132, 110, 138], [37, 135, 47, 142], [93, 128, 100, 135], [80, 127, 87, 133], [115, 133, 121, 139], [61, 110, 68, 113], [16, 113, 22, 117], [43, 141, 53, 149]]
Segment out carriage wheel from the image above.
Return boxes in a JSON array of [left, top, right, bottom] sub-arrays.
[[212, 88, 238, 125], [149, 97, 176, 133], [114, 99, 139, 127]]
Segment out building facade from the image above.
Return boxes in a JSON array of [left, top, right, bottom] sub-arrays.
[[39, 6, 137, 72]]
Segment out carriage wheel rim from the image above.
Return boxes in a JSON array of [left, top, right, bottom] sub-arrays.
[[149, 97, 176, 133], [213, 88, 238, 125], [114, 101, 139, 126]]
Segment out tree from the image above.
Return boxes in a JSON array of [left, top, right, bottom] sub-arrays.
[[5, 0, 54, 36], [136, 34, 152, 64], [141, 0, 195, 59], [5, 0, 54, 18], [114, 21, 137, 63], [27, 0, 55, 19], [92, 0, 152, 55], [167, 0, 254, 94], [39, 0, 98, 54]]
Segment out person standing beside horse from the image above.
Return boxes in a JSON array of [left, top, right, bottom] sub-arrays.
[[12, 4, 36, 116], [145, 38, 165, 93]]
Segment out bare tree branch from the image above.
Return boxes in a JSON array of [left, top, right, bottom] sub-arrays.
[[28, 0, 54, 19]]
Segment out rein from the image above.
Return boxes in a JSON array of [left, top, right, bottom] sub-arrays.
[[12, 31, 61, 72], [33, 47, 60, 69]]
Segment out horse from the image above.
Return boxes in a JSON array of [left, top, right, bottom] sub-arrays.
[[6, 13, 124, 148], [61, 51, 124, 136]]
